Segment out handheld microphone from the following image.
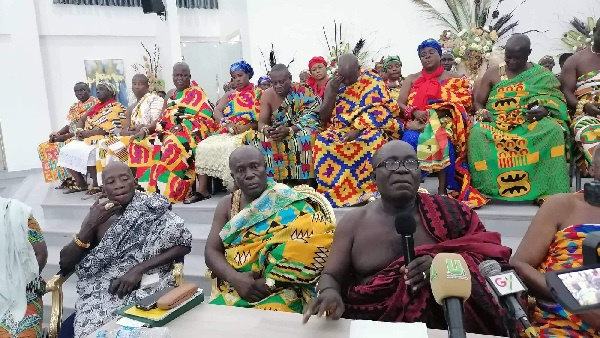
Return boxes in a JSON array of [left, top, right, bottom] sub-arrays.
[[430, 253, 472, 338], [479, 260, 537, 338], [395, 212, 417, 265]]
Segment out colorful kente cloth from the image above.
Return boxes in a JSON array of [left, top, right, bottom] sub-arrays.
[[531, 224, 600, 337], [402, 75, 488, 208], [313, 70, 402, 207], [468, 63, 570, 201], [73, 192, 192, 337], [573, 70, 600, 174], [195, 84, 261, 188], [209, 181, 335, 313], [96, 93, 164, 185], [0, 202, 46, 338], [243, 83, 321, 181], [37, 97, 98, 183], [57, 101, 126, 175], [343, 193, 512, 336], [129, 86, 215, 203]]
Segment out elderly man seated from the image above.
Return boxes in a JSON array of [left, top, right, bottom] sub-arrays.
[[469, 34, 570, 205], [205, 145, 336, 313], [58, 162, 192, 337], [303, 140, 511, 336], [314, 53, 401, 208], [57, 81, 126, 195]]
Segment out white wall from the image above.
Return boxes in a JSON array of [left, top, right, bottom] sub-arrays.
[[245, 0, 600, 79]]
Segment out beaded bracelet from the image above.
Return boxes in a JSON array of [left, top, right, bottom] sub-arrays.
[[404, 105, 416, 120], [575, 99, 589, 118], [72, 234, 90, 249]]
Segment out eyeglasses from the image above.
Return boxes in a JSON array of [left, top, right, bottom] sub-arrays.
[[375, 159, 420, 172]]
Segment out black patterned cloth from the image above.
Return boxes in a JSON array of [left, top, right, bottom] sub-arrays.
[[73, 192, 191, 337], [53, 0, 219, 10]]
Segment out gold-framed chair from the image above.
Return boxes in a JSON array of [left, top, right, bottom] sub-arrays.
[[45, 258, 185, 338]]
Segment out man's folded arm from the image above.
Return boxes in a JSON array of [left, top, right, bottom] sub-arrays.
[[134, 245, 191, 274]]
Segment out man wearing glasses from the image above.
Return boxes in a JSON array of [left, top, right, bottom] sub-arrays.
[[303, 140, 511, 336]]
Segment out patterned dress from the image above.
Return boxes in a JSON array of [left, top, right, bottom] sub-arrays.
[[531, 224, 600, 337], [572, 70, 600, 175], [128, 86, 215, 203], [95, 93, 164, 185], [243, 83, 321, 181], [313, 70, 402, 207], [0, 217, 46, 338], [195, 84, 261, 188], [468, 63, 571, 202], [37, 97, 98, 183], [209, 181, 335, 313], [57, 101, 126, 175], [402, 76, 487, 208]]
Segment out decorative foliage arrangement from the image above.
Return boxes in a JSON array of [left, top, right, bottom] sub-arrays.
[[562, 17, 596, 52], [439, 28, 498, 78], [132, 43, 165, 92], [322, 21, 369, 76]]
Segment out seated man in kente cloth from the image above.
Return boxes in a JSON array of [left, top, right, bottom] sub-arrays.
[[58, 81, 126, 195], [243, 64, 322, 186], [469, 34, 570, 205], [398, 39, 486, 208], [511, 148, 600, 336], [205, 146, 336, 313], [314, 53, 401, 207], [58, 162, 192, 338], [303, 140, 511, 336], [95, 74, 164, 184], [561, 18, 600, 177], [38, 82, 98, 188], [128, 62, 216, 203]]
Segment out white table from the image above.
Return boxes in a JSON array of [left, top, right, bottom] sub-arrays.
[[89, 303, 504, 337]]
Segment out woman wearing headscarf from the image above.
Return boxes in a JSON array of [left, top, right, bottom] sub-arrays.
[[57, 81, 126, 195], [397, 38, 487, 208], [305, 56, 329, 98], [383, 55, 404, 101], [258, 75, 272, 90], [0, 198, 47, 338], [191, 61, 261, 202]]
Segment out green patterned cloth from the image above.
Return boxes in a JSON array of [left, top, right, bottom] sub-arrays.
[[210, 181, 335, 313], [468, 63, 570, 201]]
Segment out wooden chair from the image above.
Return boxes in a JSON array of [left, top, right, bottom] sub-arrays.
[[45, 257, 185, 338]]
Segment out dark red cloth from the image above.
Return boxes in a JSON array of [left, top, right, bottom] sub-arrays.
[[86, 98, 116, 118], [411, 65, 445, 110], [343, 193, 512, 336], [306, 77, 329, 98], [308, 56, 327, 70]]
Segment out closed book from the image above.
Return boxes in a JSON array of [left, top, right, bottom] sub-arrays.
[[117, 289, 204, 327]]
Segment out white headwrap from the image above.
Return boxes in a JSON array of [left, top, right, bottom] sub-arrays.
[[0, 197, 38, 322]]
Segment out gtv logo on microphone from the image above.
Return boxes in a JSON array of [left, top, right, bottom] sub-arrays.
[[491, 271, 527, 296]]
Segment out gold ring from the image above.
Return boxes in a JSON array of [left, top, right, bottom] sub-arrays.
[[325, 310, 332, 316], [104, 202, 115, 210]]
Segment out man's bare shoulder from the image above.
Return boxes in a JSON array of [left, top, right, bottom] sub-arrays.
[[337, 204, 370, 231], [215, 193, 233, 217], [541, 192, 579, 211]]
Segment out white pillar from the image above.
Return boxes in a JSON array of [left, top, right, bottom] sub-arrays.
[[156, 0, 182, 89], [0, 0, 52, 171]]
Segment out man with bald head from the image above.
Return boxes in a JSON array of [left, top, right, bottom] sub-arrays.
[[96, 74, 164, 184], [303, 140, 510, 335], [205, 145, 335, 313], [314, 53, 401, 207], [58, 161, 192, 337], [129, 62, 216, 203], [243, 64, 321, 185], [561, 18, 600, 176], [39, 82, 99, 186], [469, 34, 570, 205]]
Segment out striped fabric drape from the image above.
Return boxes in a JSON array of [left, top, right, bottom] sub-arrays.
[[53, 0, 218, 9]]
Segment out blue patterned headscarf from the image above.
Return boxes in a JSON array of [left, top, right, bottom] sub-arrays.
[[230, 61, 254, 79], [258, 75, 271, 86], [417, 39, 443, 56]]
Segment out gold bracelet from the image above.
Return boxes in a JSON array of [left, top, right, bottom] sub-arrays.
[[474, 109, 490, 122], [141, 127, 150, 138], [288, 126, 295, 137], [72, 234, 90, 249], [575, 99, 589, 118]]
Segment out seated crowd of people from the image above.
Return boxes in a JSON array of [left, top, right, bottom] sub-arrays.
[[3, 26, 600, 337]]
